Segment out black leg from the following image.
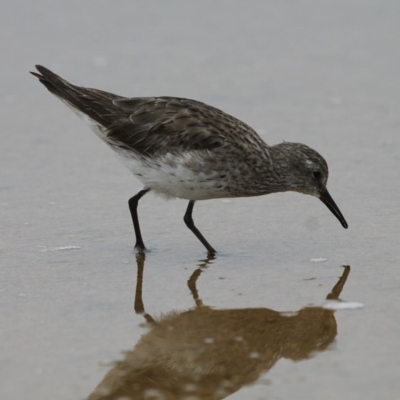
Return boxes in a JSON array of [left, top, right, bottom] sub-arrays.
[[184, 200, 216, 255], [128, 188, 150, 252]]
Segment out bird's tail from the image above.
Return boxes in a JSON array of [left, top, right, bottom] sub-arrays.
[[30, 65, 122, 129]]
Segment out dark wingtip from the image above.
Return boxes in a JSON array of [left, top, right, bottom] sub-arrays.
[[29, 65, 68, 97], [30, 70, 42, 78], [30, 65, 40, 77], [30, 65, 60, 80], [35, 65, 50, 74]]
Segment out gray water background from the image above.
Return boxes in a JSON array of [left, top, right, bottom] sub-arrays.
[[1, 1, 399, 399]]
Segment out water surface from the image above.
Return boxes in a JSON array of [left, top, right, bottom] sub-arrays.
[[1, 1, 399, 399]]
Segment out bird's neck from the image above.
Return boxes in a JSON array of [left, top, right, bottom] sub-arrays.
[[260, 143, 301, 194]]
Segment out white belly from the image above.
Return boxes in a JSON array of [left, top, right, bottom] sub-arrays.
[[115, 149, 229, 201]]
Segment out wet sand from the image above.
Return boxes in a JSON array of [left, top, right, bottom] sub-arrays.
[[1, 1, 400, 399]]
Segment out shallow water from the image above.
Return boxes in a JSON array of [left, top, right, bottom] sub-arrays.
[[1, 1, 400, 399]]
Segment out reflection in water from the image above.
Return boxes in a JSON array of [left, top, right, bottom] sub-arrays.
[[89, 257, 350, 400]]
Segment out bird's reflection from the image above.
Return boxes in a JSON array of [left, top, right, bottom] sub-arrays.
[[88, 256, 350, 400]]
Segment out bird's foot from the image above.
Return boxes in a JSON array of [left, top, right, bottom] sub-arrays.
[[207, 249, 217, 257], [134, 243, 148, 254]]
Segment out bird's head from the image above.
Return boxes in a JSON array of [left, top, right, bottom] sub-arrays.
[[272, 142, 348, 229]]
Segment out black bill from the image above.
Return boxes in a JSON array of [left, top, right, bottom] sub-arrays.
[[319, 189, 348, 229]]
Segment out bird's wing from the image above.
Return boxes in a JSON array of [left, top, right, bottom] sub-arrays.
[[31, 65, 258, 156]]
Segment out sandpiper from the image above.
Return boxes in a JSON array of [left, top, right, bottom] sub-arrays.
[[31, 65, 348, 254]]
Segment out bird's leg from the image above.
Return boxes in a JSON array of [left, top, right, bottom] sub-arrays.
[[184, 200, 216, 255], [128, 188, 150, 252]]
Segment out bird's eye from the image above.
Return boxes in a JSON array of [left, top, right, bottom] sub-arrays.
[[313, 171, 322, 180]]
